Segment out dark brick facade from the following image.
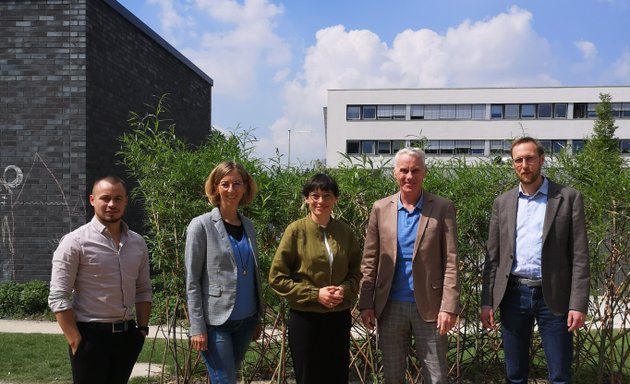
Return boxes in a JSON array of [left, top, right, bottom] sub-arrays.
[[0, 0, 213, 281]]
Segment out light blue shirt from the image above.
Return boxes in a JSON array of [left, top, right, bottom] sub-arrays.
[[389, 193, 425, 302], [513, 177, 548, 280]]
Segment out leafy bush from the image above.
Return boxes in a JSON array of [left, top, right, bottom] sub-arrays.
[[0, 280, 51, 318]]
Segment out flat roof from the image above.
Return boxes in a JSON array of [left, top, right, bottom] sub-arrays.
[[329, 85, 630, 92]]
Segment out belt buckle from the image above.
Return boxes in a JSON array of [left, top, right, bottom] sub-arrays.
[[112, 321, 128, 333]]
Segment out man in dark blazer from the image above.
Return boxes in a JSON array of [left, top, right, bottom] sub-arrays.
[[360, 147, 460, 384], [481, 136, 590, 384]]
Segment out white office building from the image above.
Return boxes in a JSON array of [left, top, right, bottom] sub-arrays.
[[324, 86, 630, 167]]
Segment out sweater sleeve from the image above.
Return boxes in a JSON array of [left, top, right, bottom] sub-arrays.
[[268, 223, 320, 305]]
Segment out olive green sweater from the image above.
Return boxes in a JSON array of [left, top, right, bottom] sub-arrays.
[[268, 215, 362, 313]]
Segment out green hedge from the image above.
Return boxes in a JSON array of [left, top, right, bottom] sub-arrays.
[[0, 280, 51, 319]]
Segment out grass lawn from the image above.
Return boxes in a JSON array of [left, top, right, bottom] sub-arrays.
[[0, 333, 188, 384]]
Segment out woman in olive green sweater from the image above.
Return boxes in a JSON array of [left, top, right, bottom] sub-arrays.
[[268, 173, 362, 384]]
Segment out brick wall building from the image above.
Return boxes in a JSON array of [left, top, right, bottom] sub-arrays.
[[0, 0, 213, 281]]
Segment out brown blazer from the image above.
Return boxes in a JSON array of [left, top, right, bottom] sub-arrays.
[[481, 179, 590, 315], [359, 191, 461, 322]]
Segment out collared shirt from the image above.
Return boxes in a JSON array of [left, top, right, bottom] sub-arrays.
[[389, 192, 425, 302], [513, 177, 549, 280], [48, 216, 152, 322]]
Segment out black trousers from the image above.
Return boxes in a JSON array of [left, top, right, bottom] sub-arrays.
[[288, 308, 351, 384], [70, 322, 145, 384]]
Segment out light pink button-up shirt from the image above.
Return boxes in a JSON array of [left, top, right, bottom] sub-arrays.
[[48, 217, 152, 322]]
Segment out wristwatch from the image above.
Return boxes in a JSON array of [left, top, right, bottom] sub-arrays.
[[138, 325, 149, 335]]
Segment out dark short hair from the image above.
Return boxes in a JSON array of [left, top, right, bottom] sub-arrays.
[[302, 173, 339, 198], [511, 136, 545, 157], [205, 161, 257, 206], [92, 175, 127, 195]]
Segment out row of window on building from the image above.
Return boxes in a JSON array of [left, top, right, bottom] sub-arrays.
[[346, 103, 630, 121], [346, 139, 630, 157]]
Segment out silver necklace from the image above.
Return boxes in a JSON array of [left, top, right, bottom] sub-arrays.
[[230, 235, 250, 276]]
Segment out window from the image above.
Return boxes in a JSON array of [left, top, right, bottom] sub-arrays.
[[574, 103, 587, 118], [504, 104, 519, 119], [456, 104, 472, 119], [622, 103, 630, 118], [554, 103, 567, 118], [472, 104, 485, 119], [410, 105, 424, 119], [491, 105, 503, 119], [587, 103, 597, 118], [621, 140, 630, 154], [439, 105, 456, 119], [572, 140, 584, 153], [521, 104, 536, 119], [377, 140, 391, 154], [540, 140, 552, 155], [471, 140, 485, 155], [392, 105, 406, 120], [362, 140, 376, 154], [440, 140, 455, 155], [392, 140, 405, 154], [347, 106, 361, 120], [346, 140, 360, 154], [552, 140, 567, 155], [362, 105, 377, 119], [538, 103, 552, 118], [490, 140, 509, 155], [424, 105, 440, 120], [392, 140, 405, 153], [425, 140, 440, 154], [612, 103, 622, 118], [454, 140, 470, 155], [377, 105, 393, 119]]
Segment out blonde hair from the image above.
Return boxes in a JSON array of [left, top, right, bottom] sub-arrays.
[[204, 161, 257, 206]]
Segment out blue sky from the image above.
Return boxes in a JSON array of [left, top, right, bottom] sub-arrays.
[[117, 0, 630, 165]]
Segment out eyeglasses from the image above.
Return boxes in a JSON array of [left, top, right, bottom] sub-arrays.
[[308, 193, 335, 201], [219, 181, 244, 190], [512, 156, 539, 166]]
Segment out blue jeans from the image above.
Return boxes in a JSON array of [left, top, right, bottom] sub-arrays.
[[201, 316, 258, 384], [500, 283, 573, 384]]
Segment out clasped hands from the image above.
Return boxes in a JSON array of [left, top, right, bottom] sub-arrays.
[[318, 286, 344, 309]]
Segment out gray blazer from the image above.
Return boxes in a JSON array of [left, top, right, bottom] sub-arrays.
[[185, 207, 264, 336], [481, 179, 590, 315]]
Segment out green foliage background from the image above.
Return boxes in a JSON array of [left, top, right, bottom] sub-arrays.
[[116, 94, 629, 383]]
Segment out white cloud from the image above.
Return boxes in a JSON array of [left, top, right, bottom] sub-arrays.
[[173, 0, 291, 98], [575, 40, 598, 60], [148, 0, 187, 32], [260, 6, 558, 163], [612, 49, 630, 80]]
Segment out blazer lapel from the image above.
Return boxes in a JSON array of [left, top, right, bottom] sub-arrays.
[[211, 208, 236, 267], [384, 193, 400, 262], [413, 192, 432, 259], [543, 181, 562, 244], [505, 187, 519, 254]]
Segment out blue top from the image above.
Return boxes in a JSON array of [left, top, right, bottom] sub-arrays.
[[513, 177, 549, 280], [228, 233, 258, 320], [389, 193, 425, 302]]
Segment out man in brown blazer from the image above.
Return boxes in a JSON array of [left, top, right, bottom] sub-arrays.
[[481, 136, 590, 384], [359, 147, 460, 384]]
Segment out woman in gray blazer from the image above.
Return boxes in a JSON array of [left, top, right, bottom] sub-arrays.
[[185, 161, 265, 384]]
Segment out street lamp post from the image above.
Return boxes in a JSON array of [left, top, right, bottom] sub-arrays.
[[287, 129, 310, 167]]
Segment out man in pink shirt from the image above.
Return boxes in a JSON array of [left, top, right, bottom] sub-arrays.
[[48, 175, 152, 384]]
